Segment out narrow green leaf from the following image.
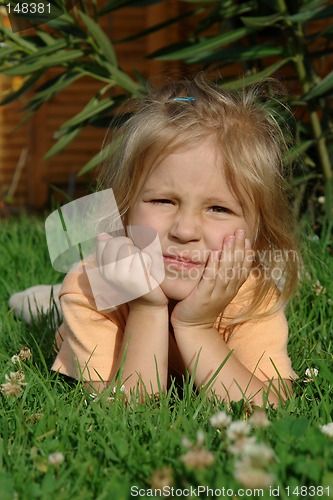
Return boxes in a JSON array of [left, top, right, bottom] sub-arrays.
[[241, 13, 282, 28], [1, 63, 42, 76], [222, 2, 254, 19], [0, 24, 36, 51], [181, 0, 220, 3], [79, 11, 117, 66], [287, 5, 333, 23], [36, 30, 59, 45], [221, 59, 292, 90], [0, 71, 43, 105], [9, 109, 35, 132], [150, 27, 252, 60], [289, 172, 318, 186], [15, 39, 68, 63], [299, 0, 328, 10], [44, 128, 82, 160], [97, 0, 161, 16], [1, 49, 84, 75], [46, 13, 84, 37], [114, 8, 203, 43], [61, 98, 115, 129], [284, 140, 315, 163], [304, 71, 333, 100], [35, 72, 82, 99], [107, 65, 142, 95], [0, 46, 17, 64], [307, 24, 333, 41], [37, 49, 85, 66], [186, 44, 283, 64], [22, 96, 44, 112], [76, 61, 113, 79], [77, 142, 115, 176]]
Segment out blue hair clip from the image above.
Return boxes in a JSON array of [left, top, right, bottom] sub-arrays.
[[173, 97, 196, 102]]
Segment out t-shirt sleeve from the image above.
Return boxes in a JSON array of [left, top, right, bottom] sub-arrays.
[[52, 291, 124, 384], [225, 308, 297, 382]]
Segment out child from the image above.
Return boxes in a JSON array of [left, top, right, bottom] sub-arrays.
[[12, 75, 300, 405]]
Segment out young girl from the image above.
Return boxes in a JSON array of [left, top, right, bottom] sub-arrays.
[[12, 75, 300, 405]]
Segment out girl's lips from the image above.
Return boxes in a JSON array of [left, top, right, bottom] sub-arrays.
[[163, 255, 204, 269]]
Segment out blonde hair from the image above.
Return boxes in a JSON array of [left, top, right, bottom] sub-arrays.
[[97, 74, 300, 325]]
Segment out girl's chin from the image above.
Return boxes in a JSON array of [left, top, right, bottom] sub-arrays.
[[160, 277, 198, 301]]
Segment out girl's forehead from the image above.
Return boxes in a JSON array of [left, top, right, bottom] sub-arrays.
[[143, 140, 225, 183], [150, 146, 253, 198]]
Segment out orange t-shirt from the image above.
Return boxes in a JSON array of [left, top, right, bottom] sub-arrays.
[[52, 261, 297, 384]]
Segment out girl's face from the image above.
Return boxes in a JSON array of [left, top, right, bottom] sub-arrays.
[[128, 138, 255, 301]]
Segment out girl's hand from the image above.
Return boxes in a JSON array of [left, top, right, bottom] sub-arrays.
[[96, 233, 168, 310], [171, 229, 254, 329]]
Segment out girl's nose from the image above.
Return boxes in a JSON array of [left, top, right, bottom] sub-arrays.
[[169, 212, 202, 242]]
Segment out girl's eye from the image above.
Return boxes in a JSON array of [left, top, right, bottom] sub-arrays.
[[150, 199, 173, 205], [209, 206, 230, 213]]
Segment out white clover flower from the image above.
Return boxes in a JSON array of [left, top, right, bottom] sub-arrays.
[[1, 371, 27, 398], [304, 367, 319, 382], [18, 347, 32, 361], [307, 234, 319, 242], [234, 460, 274, 489], [150, 467, 173, 489], [318, 196, 325, 204], [210, 411, 232, 430], [196, 430, 205, 446], [181, 436, 192, 449], [305, 367, 318, 378], [227, 436, 257, 455], [249, 409, 270, 429], [312, 280, 326, 296], [48, 452, 65, 466], [11, 370, 25, 383], [112, 384, 127, 394], [226, 420, 251, 441], [11, 355, 20, 365], [1, 380, 23, 397], [181, 447, 215, 470], [320, 423, 333, 439], [242, 442, 276, 466]]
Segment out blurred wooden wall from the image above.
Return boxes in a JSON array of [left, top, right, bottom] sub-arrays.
[[0, 1, 183, 210]]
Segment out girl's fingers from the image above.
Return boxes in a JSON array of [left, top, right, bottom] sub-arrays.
[[202, 250, 220, 282], [97, 235, 134, 267], [234, 229, 246, 265], [214, 231, 253, 291], [116, 241, 138, 261], [220, 235, 235, 283], [129, 251, 155, 291], [240, 238, 254, 279], [96, 233, 112, 268]]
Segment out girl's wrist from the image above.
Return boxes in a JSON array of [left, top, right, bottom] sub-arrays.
[[171, 319, 215, 333], [129, 302, 168, 314]]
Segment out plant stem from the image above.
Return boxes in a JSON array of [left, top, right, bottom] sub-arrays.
[[277, 0, 332, 185]]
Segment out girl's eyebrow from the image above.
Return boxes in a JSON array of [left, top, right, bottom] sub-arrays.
[[141, 188, 174, 196], [204, 196, 241, 207], [142, 188, 240, 203]]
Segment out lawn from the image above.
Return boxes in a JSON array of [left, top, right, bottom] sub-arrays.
[[0, 215, 332, 500]]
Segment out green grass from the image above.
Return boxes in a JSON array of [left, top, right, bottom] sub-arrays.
[[0, 215, 332, 500]]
